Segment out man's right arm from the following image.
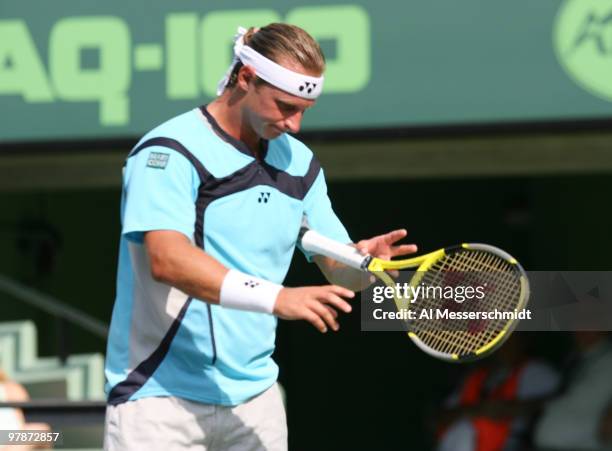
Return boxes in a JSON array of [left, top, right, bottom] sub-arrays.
[[145, 230, 228, 301], [145, 230, 355, 333]]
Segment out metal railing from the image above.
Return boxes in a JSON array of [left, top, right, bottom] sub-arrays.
[[0, 275, 108, 339], [0, 274, 108, 361]]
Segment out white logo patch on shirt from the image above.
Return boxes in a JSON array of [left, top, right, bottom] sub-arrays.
[[146, 152, 170, 169]]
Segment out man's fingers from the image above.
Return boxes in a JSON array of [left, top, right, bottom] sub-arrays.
[[353, 240, 369, 256], [321, 292, 353, 314], [309, 301, 339, 332], [304, 310, 328, 333], [388, 269, 400, 278], [391, 244, 418, 257], [327, 285, 355, 300], [357, 229, 409, 255], [324, 304, 338, 319], [385, 229, 408, 244]]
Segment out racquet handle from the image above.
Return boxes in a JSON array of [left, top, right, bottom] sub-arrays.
[[299, 228, 369, 271]]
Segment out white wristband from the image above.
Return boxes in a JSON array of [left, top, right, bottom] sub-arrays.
[[219, 269, 282, 314]]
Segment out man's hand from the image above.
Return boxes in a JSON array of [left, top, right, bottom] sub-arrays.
[[355, 229, 417, 261], [274, 285, 354, 333], [355, 229, 418, 278]]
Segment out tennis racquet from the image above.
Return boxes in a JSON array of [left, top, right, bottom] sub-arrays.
[[299, 227, 530, 362]]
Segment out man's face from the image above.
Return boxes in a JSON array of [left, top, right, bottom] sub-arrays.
[[239, 61, 319, 139]]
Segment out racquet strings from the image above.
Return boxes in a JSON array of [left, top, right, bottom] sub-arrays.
[[406, 249, 523, 357]]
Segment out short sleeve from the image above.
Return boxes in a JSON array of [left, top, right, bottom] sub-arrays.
[[121, 146, 199, 243], [299, 168, 351, 261]]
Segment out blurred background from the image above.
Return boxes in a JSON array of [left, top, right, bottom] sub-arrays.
[[1, 0, 612, 450]]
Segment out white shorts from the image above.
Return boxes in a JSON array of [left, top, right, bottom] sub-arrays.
[[103, 383, 287, 451]]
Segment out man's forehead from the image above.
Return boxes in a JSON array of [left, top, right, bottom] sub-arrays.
[[269, 85, 316, 108], [269, 57, 321, 106]]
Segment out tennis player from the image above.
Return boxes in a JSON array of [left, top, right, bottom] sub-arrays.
[[103, 23, 416, 451]]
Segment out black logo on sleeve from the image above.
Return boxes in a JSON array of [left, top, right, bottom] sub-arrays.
[[258, 192, 271, 203], [245, 280, 260, 288]]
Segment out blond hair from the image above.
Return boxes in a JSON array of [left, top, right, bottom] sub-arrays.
[[226, 23, 325, 89]]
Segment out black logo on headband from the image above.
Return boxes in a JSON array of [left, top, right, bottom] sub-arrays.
[[299, 82, 317, 94]]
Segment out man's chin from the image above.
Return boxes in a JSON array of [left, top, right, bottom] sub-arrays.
[[264, 128, 284, 139]]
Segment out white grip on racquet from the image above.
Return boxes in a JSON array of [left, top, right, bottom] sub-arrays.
[[300, 229, 368, 271]]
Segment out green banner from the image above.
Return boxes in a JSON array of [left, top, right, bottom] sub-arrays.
[[1, 0, 612, 143]]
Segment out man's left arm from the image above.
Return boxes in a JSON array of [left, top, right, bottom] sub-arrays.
[[299, 160, 417, 290]]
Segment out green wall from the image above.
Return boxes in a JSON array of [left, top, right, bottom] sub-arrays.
[[3, 0, 612, 142]]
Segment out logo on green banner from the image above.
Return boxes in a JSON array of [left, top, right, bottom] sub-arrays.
[[554, 0, 612, 101], [0, 5, 370, 128]]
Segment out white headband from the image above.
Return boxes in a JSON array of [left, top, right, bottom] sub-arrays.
[[216, 26, 324, 100]]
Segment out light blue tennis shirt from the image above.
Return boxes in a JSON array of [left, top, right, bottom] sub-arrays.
[[105, 106, 350, 406]]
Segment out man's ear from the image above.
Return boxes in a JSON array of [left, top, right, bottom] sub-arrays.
[[237, 65, 257, 91]]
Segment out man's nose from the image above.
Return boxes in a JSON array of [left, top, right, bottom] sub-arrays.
[[283, 112, 303, 134]]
